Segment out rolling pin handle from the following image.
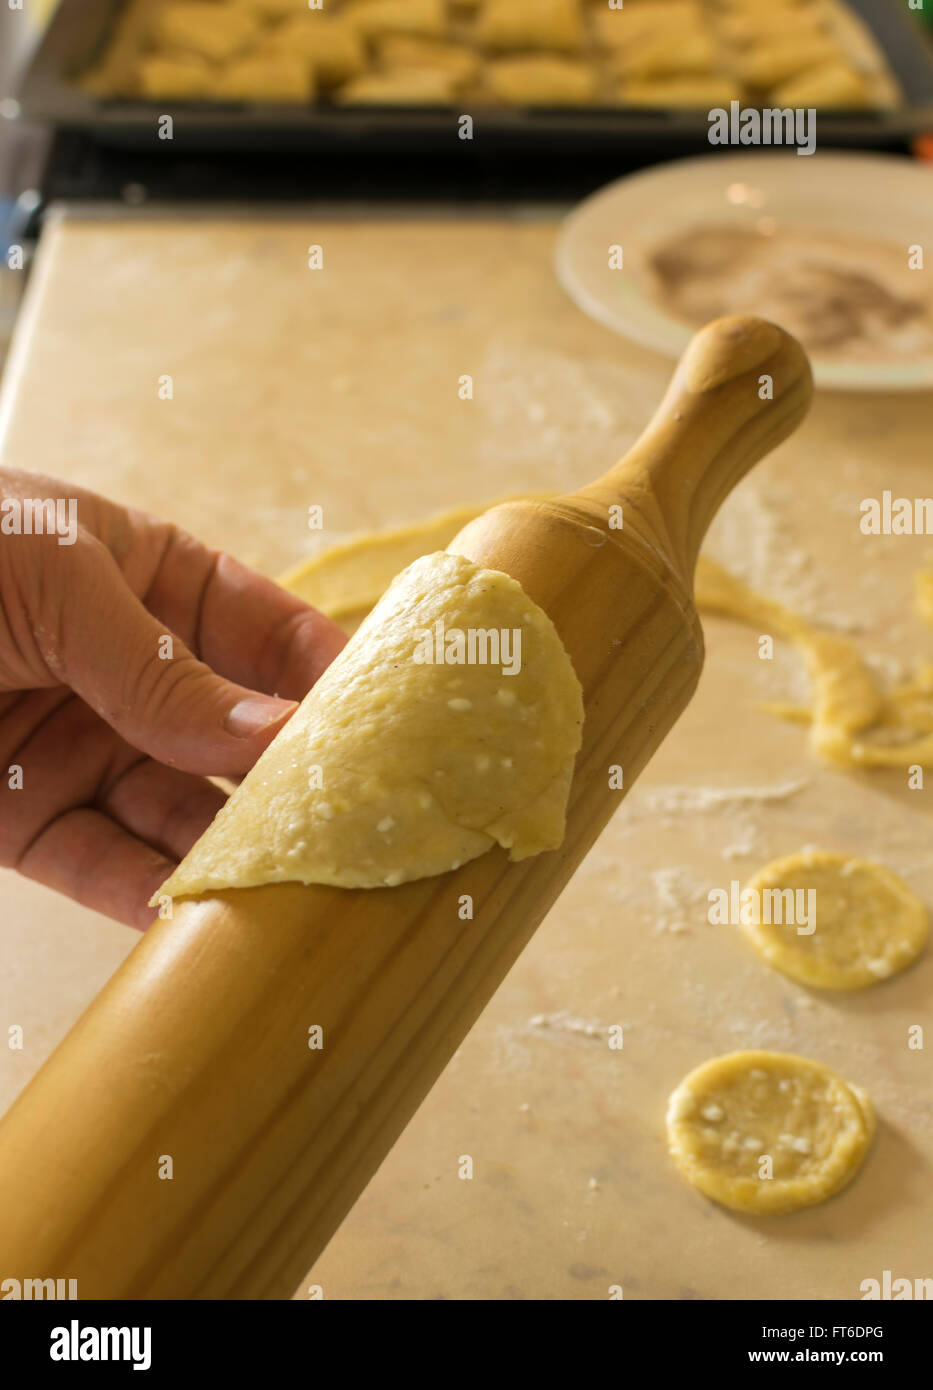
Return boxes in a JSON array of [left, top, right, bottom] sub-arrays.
[[574, 316, 813, 586]]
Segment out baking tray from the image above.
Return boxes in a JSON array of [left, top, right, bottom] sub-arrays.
[[16, 0, 933, 156]]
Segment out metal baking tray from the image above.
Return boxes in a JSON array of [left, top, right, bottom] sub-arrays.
[[16, 0, 933, 156]]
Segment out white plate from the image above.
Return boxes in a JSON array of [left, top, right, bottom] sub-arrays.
[[555, 152, 933, 392]]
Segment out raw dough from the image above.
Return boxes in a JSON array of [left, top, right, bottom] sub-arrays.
[[694, 556, 933, 770], [278, 496, 540, 624], [156, 552, 583, 898], [666, 1051, 875, 1214], [740, 849, 928, 990], [694, 556, 885, 757]]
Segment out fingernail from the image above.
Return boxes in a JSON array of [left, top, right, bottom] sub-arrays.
[[225, 696, 298, 738]]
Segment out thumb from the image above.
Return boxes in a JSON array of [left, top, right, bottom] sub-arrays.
[[52, 533, 299, 775]]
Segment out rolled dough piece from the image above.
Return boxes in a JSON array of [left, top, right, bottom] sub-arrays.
[[740, 849, 928, 990], [155, 551, 583, 898], [666, 1051, 875, 1214]]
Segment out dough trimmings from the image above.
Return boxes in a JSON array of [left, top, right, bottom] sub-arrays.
[[154, 551, 583, 898], [666, 1051, 875, 1215], [740, 849, 928, 990]]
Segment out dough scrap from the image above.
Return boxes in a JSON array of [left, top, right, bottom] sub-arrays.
[[740, 849, 928, 990], [156, 552, 583, 898], [666, 1051, 875, 1214], [695, 556, 933, 770], [278, 495, 545, 624], [694, 556, 885, 760]]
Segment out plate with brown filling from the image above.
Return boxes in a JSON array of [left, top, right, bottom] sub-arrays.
[[556, 152, 933, 391]]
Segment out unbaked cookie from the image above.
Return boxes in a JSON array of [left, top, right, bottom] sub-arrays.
[[666, 1051, 875, 1214], [739, 849, 928, 989]]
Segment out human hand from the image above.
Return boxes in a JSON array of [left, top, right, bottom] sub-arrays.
[[0, 469, 346, 928]]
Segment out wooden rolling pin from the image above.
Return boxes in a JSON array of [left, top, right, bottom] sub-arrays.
[[0, 316, 811, 1299]]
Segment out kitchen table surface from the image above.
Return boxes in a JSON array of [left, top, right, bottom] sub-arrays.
[[0, 204, 930, 1300]]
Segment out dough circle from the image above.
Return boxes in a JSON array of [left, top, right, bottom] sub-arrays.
[[740, 849, 928, 990], [156, 551, 583, 898], [666, 1051, 875, 1215]]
